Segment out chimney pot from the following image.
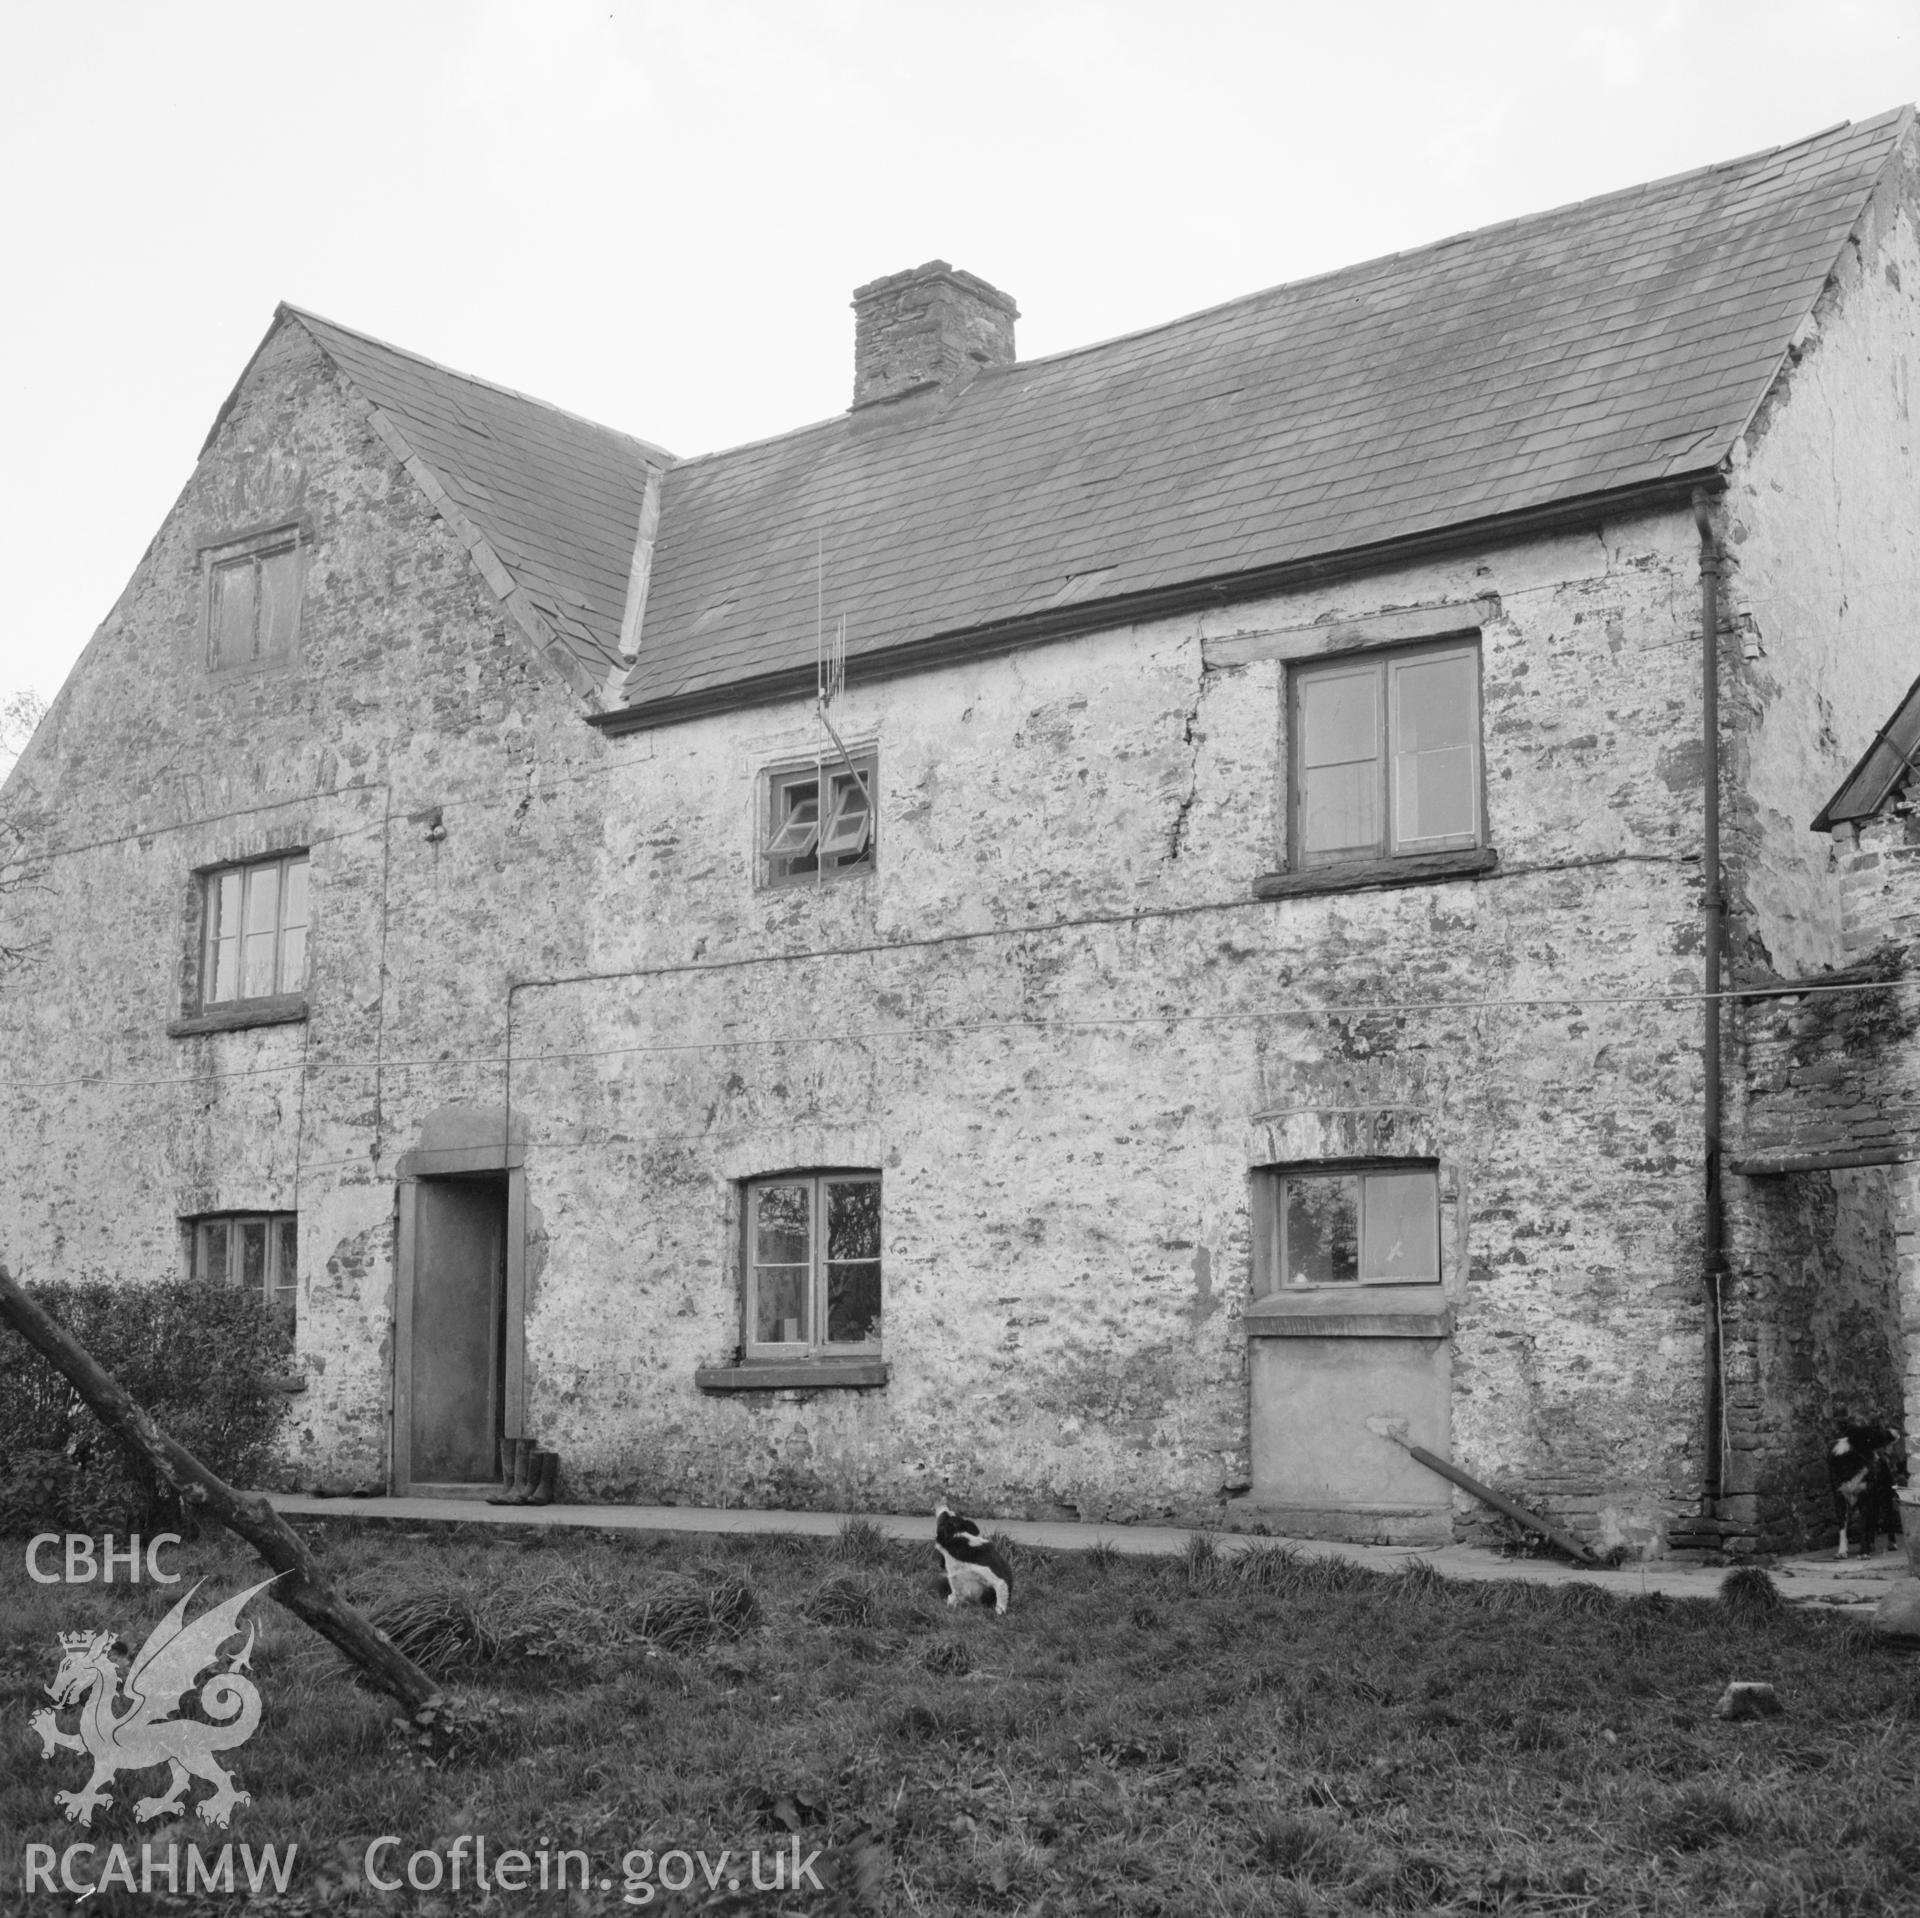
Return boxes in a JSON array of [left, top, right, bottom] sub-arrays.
[[850, 260, 1018, 410]]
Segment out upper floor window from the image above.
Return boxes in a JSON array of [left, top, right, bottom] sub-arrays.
[[1291, 643, 1480, 865], [764, 752, 875, 888], [1253, 1165, 1440, 1294], [189, 1211, 298, 1327], [202, 853, 308, 1006], [743, 1172, 881, 1358], [205, 529, 303, 671]]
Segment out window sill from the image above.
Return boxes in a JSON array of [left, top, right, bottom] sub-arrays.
[[760, 868, 877, 894], [695, 1358, 889, 1392], [1246, 1312, 1450, 1339], [1247, 1287, 1450, 1337], [1253, 847, 1498, 899], [168, 995, 309, 1037]]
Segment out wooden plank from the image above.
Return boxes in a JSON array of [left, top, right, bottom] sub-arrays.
[[1254, 847, 1499, 898], [1729, 1146, 1907, 1175]]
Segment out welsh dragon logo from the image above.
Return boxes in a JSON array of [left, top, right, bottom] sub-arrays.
[[30, 1576, 275, 1828]]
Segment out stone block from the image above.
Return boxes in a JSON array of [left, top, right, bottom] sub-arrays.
[[1871, 1580, 1920, 1645]]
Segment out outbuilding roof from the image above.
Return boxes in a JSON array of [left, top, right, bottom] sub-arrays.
[[1813, 672, 1920, 832]]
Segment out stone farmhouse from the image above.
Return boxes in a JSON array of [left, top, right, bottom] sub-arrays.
[[5, 110, 1920, 1558]]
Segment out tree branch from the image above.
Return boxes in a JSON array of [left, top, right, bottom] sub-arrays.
[[0, 1263, 442, 1713]]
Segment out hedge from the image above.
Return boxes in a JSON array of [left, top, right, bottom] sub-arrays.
[[0, 1276, 292, 1534]]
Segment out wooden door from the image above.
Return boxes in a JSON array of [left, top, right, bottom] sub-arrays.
[[406, 1176, 507, 1486]]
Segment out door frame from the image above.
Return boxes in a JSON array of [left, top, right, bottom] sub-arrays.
[[392, 1140, 527, 1496]]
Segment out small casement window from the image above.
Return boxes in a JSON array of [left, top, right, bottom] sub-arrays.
[[1292, 643, 1481, 864], [201, 853, 309, 1006], [1253, 1165, 1441, 1294], [189, 1212, 298, 1326], [764, 754, 876, 888], [743, 1172, 881, 1357], [206, 531, 303, 671]]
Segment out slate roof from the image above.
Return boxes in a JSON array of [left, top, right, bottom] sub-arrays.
[[281, 308, 670, 683], [1813, 672, 1920, 831], [612, 107, 1912, 718]]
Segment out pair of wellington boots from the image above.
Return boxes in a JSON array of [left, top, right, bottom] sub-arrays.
[[486, 1437, 558, 1506]]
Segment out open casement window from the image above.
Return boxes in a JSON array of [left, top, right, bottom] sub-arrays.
[[1253, 1166, 1440, 1295], [206, 531, 302, 671], [201, 853, 309, 1007], [189, 1212, 298, 1327], [765, 755, 876, 888], [744, 1173, 881, 1359], [1292, 643, 1481, 864]]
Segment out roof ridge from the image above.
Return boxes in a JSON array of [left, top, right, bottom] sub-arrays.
[[988, 108, 1912, 387], [281, 303, 676, 466], [665, 410, 850, 474]]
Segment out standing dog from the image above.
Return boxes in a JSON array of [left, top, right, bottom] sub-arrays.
[[1829, 1423, 1908, 1560], [934, 1502, 1014, 1615]]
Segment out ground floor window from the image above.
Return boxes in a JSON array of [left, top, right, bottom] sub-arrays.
[[188, 1212, 298, 1326], [743, 1172, 880, 1357], [1254, 1166, 1439, 1293]]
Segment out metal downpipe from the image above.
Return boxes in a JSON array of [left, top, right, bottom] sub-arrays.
[[1693, 485, 1727, 1507]]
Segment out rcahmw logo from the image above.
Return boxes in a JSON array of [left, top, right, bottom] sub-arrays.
[[24, 1840, 296, 1900], [29, 1574, 276, 1828]]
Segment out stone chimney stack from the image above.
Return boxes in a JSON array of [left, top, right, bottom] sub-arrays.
[[851, 261, 1018, 410]]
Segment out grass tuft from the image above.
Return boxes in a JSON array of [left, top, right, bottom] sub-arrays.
[[1182, 1531, 1220, 1586], [366, 1590, 498, 1673], [1232, 1541, 1304, 1590], [628, 1566, 760, 1650], [1720, 1563, 1786, 1623], [802, 1569, 879, 1627], [1394, 1556, 1447, 1600], [1550, 1579, 1619, 1615], [834, 1515, 893, 1565]]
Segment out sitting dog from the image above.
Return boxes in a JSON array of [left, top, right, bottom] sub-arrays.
[[1829, 1423, 1908, 1560], [934, 1501, 1013, 1616]]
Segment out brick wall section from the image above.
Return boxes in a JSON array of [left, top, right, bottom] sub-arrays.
[[1737, 948, 1911, 1163]]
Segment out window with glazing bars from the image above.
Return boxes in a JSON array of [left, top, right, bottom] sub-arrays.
[[764, 754, 875, 887], [1253, 1166, 1441, 1294], [743, 1173, 881, 1357], [1291, 643, 1481, 864], [201, 853, 309, 1006], [207, 534, 302, 670], [189, 1212, 298, 1325]]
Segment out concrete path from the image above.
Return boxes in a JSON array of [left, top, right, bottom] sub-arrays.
[[267, 1493, 1913, 1610]]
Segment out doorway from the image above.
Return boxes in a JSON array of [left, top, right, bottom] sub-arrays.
[[396, 1173, 509, 1490], [1247, 1326, 1452, 1544]]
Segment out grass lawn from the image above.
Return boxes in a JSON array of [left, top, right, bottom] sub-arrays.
[[4, 1519, 1918, 1914]]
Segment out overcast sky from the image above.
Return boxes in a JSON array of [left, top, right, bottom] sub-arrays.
[[3, 0, 1917, 723]]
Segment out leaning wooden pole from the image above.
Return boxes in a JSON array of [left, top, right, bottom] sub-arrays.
[[0, 1263, 442, 1713], [1366, 1413, 1598, 1564]]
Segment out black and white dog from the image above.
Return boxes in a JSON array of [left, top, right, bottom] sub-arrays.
[[1829, 1422, 1908, 1560], [934, 1502, 1014, 1615]]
